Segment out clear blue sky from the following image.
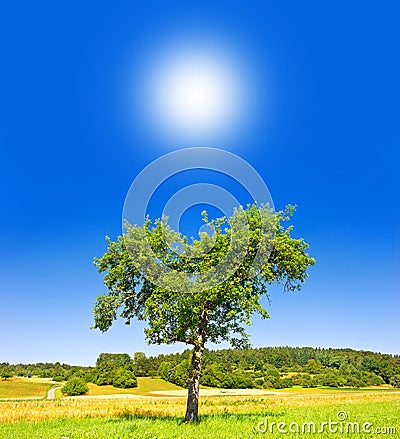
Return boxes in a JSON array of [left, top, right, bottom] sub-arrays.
[[1, 1, 399, 366]]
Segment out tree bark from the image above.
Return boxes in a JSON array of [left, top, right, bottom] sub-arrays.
[[184, 312, 208, 422]]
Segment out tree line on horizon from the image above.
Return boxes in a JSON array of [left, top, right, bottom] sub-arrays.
[[1, 346, 400, 390]]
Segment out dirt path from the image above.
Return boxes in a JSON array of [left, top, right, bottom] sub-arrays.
[[65, 389, 285, 400], [66, 394, 155, 399], [47, 386, 62, 400]]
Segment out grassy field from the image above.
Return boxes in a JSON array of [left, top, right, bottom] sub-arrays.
[[0, 377, 181, 400], [0, 377, 55, 399], [0, 399, 398, 438], [85, 377, 184, 396], [1, 378, 399, 438], [0, 388, 398, 422]]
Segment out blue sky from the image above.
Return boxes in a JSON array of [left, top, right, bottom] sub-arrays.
[[1, 1, 399, 365]]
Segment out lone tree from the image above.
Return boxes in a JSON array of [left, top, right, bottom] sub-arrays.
[[0, 368, 12, 380], [92, 204, 314, 421]]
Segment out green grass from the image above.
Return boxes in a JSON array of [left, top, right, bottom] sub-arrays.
[[278, 384, 398, 393], [85, 377, 183, 396], [0, 378, 52, 399], [55, 387, 63, 399], [0, 400, 398, 438]]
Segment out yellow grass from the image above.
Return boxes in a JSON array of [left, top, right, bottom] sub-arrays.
[[0, 389, 399, 423], [0, 377, 54, 399], [85, 377, 183, 396]]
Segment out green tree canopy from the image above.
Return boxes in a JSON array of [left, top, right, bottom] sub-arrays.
[[96, 353, 132, 371], [0, 368, 13, 380], [112, 369, 138, 388]]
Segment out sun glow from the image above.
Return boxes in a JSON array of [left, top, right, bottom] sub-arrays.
[[140, 44, 250, 143]]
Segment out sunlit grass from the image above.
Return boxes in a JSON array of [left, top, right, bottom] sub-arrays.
[[0, 377, 54, 399], [0, 399, 398, 438], [0, 388, 399, 423], [278, 385, 397, 393], [85, 377, 183, 396]]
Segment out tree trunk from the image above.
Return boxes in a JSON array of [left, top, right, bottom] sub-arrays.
[[184, 312, 208, 422]]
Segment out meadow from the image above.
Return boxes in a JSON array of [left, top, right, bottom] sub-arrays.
[[0, 377, 56, 399], [84, 377, 183, 396], [1, 377, 399, 438], [0, 397, 398, 438]]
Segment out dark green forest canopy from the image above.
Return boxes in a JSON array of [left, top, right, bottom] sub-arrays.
[[2, 347, 399, 388], [138, 346, 400, 388]]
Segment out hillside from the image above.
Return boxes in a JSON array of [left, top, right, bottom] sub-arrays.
[[2, 346, 399, 390]]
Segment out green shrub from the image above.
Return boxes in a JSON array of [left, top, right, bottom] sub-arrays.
[[255, 378, 264, 387], [174, 360, 190, 388], [390, 374, 400, 388], [112, 369, 137, 388], [158, 362, 171, 381], [345, 376, 364, 388], [61, 377, 89, 396], [292, 373, 312, 387], [365, 372, 384, 386], [270, 378, 285, 389], [52, 375, 65, 382], [263, 364, 280, 379], [0, 369, 13, 380], [280, 377, 293, 388], [230, 373, 254, 389]]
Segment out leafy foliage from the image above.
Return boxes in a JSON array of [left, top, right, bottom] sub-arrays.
[[390, 374, 400, 388], [111, 369, 137, 388], [0, 368, 13, 380], [92, 205, 315, 349], [61, 377, 89, 396], [153, 346, 398, 389], [91, 353, 137, 388], [96, 353, 132, 369]]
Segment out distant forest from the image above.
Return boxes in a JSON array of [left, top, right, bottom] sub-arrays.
[[2, 347, 400, 390]]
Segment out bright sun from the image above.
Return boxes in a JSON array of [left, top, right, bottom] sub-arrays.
[[146, 49, 243, 139]]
